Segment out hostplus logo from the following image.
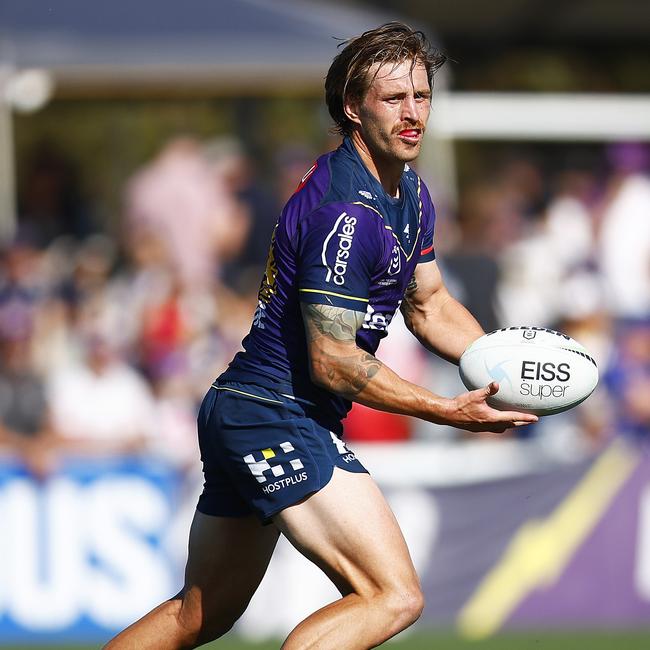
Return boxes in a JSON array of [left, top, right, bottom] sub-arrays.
[[243, 442, 308, 494]]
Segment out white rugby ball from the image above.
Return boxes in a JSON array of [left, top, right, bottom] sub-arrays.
[[459, 326, 598, 416]]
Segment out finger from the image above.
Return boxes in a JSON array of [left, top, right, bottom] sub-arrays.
[[481, 403, 538, 422], [496, 411, 538, 423], [470, 383, 499, 401]]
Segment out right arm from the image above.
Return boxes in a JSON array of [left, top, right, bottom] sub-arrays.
[[300, 303, 537, 433]]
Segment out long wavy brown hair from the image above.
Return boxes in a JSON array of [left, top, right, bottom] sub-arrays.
[[325, 22, 447, 137]]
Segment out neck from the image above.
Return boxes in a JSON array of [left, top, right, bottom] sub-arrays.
[[349, 132, 403, 198]]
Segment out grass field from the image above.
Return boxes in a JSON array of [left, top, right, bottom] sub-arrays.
[[7, 630, 650, 650]]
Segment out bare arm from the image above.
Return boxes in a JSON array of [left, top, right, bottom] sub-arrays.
[[401, 260, 484, 364], [301, 303, 537, 433]]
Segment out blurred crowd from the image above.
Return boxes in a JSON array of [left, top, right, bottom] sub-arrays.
[[421, 140, 650, 453], [1, 135, 649, 478]]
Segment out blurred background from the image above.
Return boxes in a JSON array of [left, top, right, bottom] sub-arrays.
[[0, 0, 649, 648]]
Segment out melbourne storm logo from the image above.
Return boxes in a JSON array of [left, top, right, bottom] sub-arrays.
[[322, 212, 357, 286]]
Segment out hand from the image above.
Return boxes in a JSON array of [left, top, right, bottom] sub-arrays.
[[444, 381, 539, 433]]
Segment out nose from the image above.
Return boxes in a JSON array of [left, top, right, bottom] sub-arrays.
[[401, 94, 418, 123]]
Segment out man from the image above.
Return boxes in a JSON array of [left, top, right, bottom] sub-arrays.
[[105, 22, 537, 649]]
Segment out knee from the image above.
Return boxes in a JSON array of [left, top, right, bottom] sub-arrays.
[[381, 583, 425, 633], [167, 593, 203, 647], [174, 588, 238, 647]]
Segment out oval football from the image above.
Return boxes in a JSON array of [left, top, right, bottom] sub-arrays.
[[459, 327, 599, 416]]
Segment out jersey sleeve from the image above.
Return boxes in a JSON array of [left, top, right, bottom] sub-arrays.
[[297, 204, 380, 311], [418, 182, 436, 264]]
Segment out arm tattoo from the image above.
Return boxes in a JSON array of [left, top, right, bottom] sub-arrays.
[[301, 303, 383, 397], [323, 351, 383, 397], [406, 273, 418, 295], [401, 273, 418, 323], [301, 303, 364, 342]]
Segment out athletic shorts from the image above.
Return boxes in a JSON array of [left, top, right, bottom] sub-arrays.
[[196, 380, 368, 523]]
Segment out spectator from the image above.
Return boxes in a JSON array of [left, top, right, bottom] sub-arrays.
[[124, 136, 249, 289], [0, 334, 57, 477], [598, 143, 650, 318], [441, 183, 508, 333], [604, 319, 650, 447], [47, 322, 157, 456], [0, 239, 48, 334], [205, 137, 280, 297]]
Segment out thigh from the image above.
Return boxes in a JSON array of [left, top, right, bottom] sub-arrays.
[[180, 510, 280, 639], [272, 468, 418, 598]]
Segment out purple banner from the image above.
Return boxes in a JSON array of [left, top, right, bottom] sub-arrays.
[[414, 442, 650, 636]]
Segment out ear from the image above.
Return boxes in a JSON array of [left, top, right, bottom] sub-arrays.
[[343, 97, 362, 128]]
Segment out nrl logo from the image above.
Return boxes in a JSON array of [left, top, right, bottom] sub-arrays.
[[523, 330, 537, 340]]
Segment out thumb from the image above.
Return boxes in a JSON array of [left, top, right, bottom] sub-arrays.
[[486, 381, 499, 396]]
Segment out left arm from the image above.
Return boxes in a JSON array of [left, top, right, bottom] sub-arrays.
[[400, 259, 484, 364]]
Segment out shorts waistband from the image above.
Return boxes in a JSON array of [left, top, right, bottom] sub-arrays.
[[212, 380, 317, 408]]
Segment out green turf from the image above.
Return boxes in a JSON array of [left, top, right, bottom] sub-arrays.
[[8, 630, 650, 650]]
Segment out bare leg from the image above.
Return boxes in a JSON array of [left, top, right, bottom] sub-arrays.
[[103, 510, 279, 649], [274, 468, 424, 650]]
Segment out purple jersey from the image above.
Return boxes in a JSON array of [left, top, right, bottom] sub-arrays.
[[221, 137, 436, 428]]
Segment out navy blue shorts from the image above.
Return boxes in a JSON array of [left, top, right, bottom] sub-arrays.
[[196, 381, 368, 523]]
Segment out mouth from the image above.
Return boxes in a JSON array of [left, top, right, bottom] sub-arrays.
[[397, 128, 423, 144]]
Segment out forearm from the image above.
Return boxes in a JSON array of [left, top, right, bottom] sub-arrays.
[[403, 290, 483, 364], [310, 341, 452, 424], [301, 301, 537, 433]]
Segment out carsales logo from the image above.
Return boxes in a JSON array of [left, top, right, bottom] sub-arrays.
[[322, 212, 357, 286]]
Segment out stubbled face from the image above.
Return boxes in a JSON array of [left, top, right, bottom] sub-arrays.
[[348, 59, 431, 165]]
